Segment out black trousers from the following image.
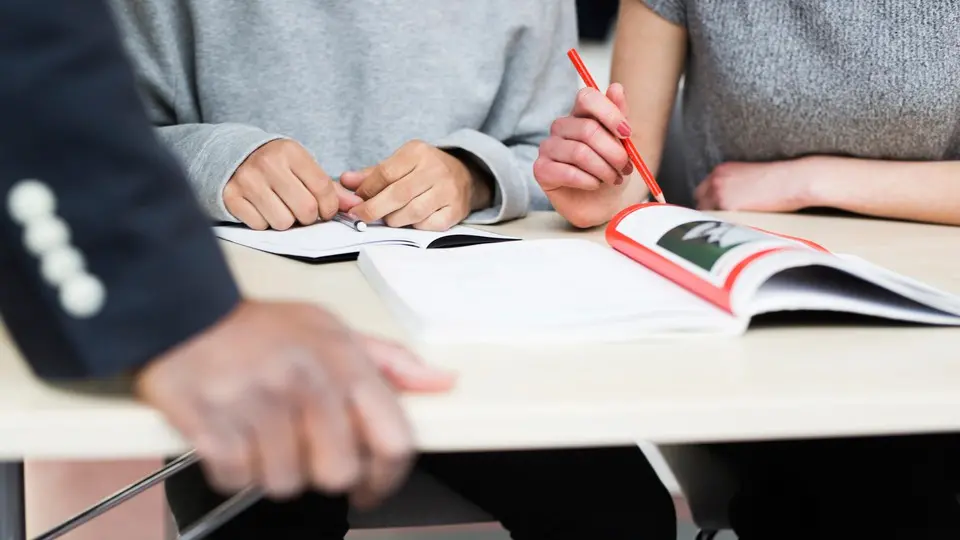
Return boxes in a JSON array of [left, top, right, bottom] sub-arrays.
[[714, 433, 960, 539], [166, 446, 677, 540]]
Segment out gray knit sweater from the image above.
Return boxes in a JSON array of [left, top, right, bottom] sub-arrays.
[[107, 0, 577, 224], [643, 0, 960, 193]]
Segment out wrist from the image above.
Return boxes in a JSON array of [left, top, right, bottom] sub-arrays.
[[787, 155, 834, 208], [468, 171, 494, 211], [442, 149, 494, 211]]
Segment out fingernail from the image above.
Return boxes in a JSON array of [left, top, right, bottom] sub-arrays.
[[622, 163, 634, 175], [615, 177, 624, 186], [617, 121, 632, 138]]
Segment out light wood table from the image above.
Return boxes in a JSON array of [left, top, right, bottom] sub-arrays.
[[2, 211, 960, 537]]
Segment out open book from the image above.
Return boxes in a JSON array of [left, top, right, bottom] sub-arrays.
[[358, 204, 960, 342], [214, 221, 514, 263]]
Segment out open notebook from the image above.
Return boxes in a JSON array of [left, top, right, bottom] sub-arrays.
[[358, 203, 960, 343], [214, 221, 515, 263]]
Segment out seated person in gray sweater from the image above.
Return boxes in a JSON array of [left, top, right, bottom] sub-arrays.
[[537, 1, 960, 539], [110, 0, 573, 232], [108, 1, 678, 540]]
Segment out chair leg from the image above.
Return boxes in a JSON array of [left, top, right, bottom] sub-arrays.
[[0, 461, 26, 540], [32, 452, 199, 540], [695, 529, 719, 540]]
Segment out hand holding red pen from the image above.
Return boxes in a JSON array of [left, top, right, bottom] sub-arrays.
[[535, 83, 643, 228], [537, 83, 636, 190], [534, 49, 665, 229]]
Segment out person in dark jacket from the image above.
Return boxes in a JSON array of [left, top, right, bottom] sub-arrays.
[[0, 3, 454, 539]]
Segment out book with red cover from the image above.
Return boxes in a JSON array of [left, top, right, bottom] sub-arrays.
[[359, 204, 960, 343]]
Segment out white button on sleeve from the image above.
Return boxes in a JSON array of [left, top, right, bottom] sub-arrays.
[[59, 273, 106, 318], [7, 180, 56, 225], [41, 246, 85, 286], [24, 216, 70, 256]]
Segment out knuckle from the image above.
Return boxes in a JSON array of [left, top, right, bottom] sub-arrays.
[[442, 212, 461, 230], [709, 172, 728, 190], [409, 200, 434, 223], [377, 438, 414, 465], [576, 86, 596, 104], [375, 162, 397, 184], [538, 136, 557, 156], [236, 171, 264, 192], [406, 139, 429, 155], [249, 149, 274, 169], [562, 165, 581, 185], [311, 464, 358, 493], [202, 380, 245, 410], [533, 157, 548, 177], [393, 183, 418, 205], [294, 198, 319, 221], [572, 142, 592, 165], [549, 118, 565, 136], [316, 178, 336, 196], [383, 214, 401, 228], [274, 213, 296, 231], [273, 139, 297, 156], [260, 365, 299, 397], [581, 119, 603, 142], [223, 180, 240, 198], [263, 481, 302, 501], [207, 451, 249, 484]]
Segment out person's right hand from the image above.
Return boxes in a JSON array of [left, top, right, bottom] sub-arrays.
[[534, 84, 637, 228], [223, 140, 363, 231], [134, 300, 455, 507]]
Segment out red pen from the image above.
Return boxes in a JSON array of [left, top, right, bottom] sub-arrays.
[[567, 48, 666, 204]]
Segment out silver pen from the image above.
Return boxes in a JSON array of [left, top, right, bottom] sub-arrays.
[[333, 211, 367, 232]]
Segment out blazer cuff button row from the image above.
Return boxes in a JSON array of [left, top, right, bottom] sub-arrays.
[[7, 180, 106, 318]]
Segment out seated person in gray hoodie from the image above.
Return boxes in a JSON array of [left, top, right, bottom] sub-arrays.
[[110, 0, 582, 232], [108, 1, 678, 539]]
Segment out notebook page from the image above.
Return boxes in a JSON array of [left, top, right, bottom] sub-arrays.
[[214, 221, 508, 259], [359, 239, 730, 341]]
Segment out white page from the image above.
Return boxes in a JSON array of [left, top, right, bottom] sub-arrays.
[[739, 251, 960, 325], [611, 205, 816, 287], [214, 221, 511, 259], [359, 239, 734, 343]]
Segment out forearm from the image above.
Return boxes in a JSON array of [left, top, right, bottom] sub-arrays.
[[611, 0, 687, 208], [803, 156, 960, 226], [0, 0, 240, 379], [156, 123, 285, 222]]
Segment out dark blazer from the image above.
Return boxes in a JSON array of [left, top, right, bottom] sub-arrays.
[[0, 0, 240, 379]]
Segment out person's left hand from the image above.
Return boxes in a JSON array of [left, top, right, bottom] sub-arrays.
[[340, 141, 492, 231], [695, 159, 815, 212]]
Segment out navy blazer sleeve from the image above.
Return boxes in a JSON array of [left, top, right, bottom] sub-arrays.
[[0, 0, 240, 379]]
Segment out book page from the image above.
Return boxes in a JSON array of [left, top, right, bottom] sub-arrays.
[[359, 239, 736, 343], [214, 221, 510, 259], [610, 204, 824, 287], [742, 253, 960, 324], [605, 204, 829, 312]]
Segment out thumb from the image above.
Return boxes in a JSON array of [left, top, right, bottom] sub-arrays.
[[339, 166, 376, 190], [360, 336, 457, 393], [335, 182, 363, 211], [606, 83, 630, 117]]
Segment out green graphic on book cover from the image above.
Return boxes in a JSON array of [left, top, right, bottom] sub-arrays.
[[656, 221, 770, 273]]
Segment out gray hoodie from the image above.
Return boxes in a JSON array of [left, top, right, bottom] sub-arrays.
[[107, 0, 578, 224]]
